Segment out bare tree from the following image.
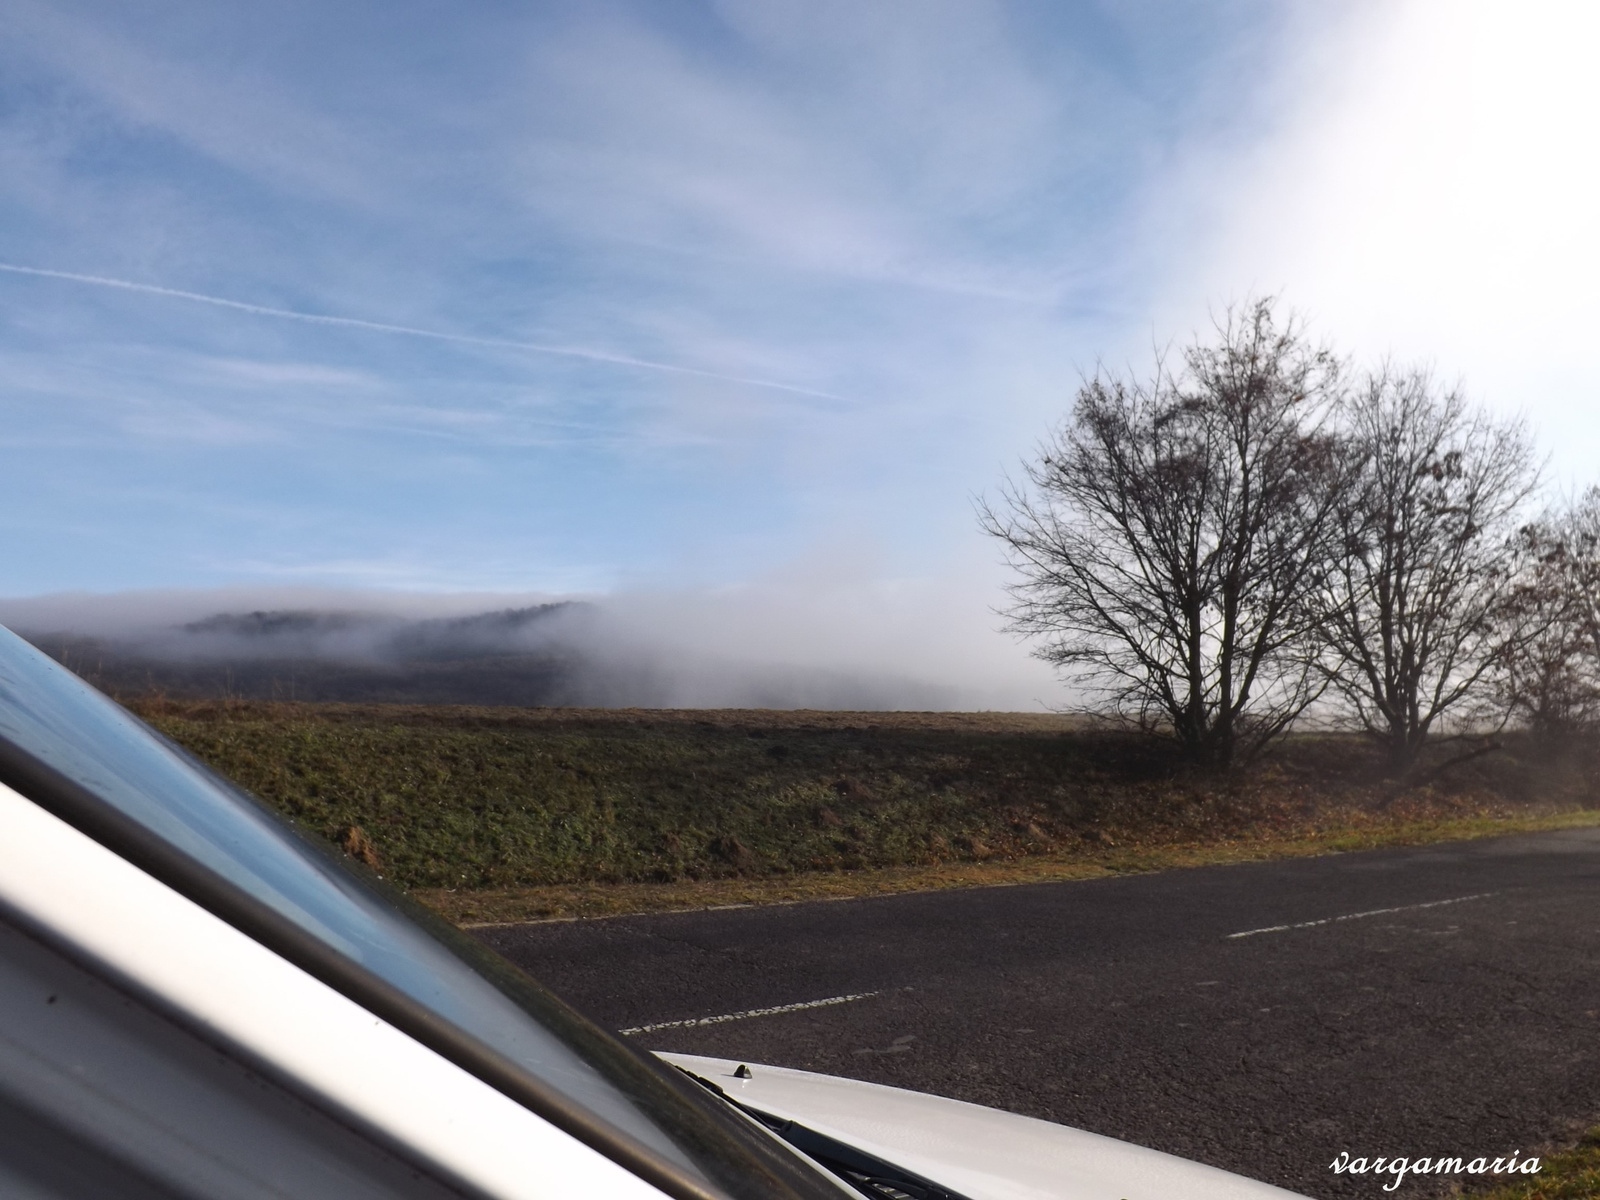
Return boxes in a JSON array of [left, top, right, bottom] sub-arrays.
[[1492, 490, 1600, 742], [1556, 486, 1600, 661], [1313, 367, 1539, 774], [980, 300, 1345, 766]]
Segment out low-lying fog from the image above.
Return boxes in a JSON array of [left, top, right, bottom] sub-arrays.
[[0, 579, 1066, 711]]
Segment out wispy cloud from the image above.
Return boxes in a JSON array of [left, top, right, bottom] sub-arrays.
[[504, 3, 1101, 304], [0, 262, 847, 402], [2, 0, 389, 208]]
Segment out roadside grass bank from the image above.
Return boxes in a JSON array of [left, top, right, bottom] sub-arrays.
[[423, 810, 1600, 924], [123, 699, 1600, 922], [1471, 1128, 1600, 1198]]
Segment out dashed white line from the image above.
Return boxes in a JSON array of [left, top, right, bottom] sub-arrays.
[[1225, 892, 1497, 940], [619, 992, 879, 1036]]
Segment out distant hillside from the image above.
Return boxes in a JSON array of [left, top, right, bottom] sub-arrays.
[[177, 603, 575, 661], [15, 601, 965, 709], [21, 604, 592, 706]]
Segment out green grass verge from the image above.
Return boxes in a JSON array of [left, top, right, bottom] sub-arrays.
[[122, 699, 1600, 921]]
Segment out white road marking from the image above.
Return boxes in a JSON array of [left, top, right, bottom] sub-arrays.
[[1226, 892, 1496, 940], [460, 894, 867, 928], [619, 992, 879, 1036]]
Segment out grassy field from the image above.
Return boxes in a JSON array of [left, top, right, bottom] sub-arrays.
[[1472, 1128, 1600, 1198], [124, 698, 1600, 922]]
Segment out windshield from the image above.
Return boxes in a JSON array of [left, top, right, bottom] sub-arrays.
[[0, 626, 839, 1200]]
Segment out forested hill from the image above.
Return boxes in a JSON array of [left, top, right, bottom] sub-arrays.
[[19, 604, 590, 706], [12, 602, 963, 710]]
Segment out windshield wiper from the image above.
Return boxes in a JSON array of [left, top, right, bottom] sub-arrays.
[[677, 1068, 978, 1200]]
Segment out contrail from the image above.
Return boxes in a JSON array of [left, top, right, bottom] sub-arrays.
[[0, 262, 844, 403]]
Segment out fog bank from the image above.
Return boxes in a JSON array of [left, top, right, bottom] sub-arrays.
[[0, 577, 1065, 712]]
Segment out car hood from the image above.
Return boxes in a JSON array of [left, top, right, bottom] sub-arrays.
[[656, 1054, 1309, 1200]]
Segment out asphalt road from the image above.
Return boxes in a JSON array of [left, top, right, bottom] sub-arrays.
[[474, 829, 1600, 1199]]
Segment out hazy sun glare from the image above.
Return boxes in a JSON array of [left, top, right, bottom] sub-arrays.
[[1185, 0, 1600, 486]]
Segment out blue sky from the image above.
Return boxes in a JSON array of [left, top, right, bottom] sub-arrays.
[[0, 0, 1311, 589], [2, 0, 1596, 703]]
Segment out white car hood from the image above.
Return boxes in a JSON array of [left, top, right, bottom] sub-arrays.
[[657, 1053, 1309, 1200]]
